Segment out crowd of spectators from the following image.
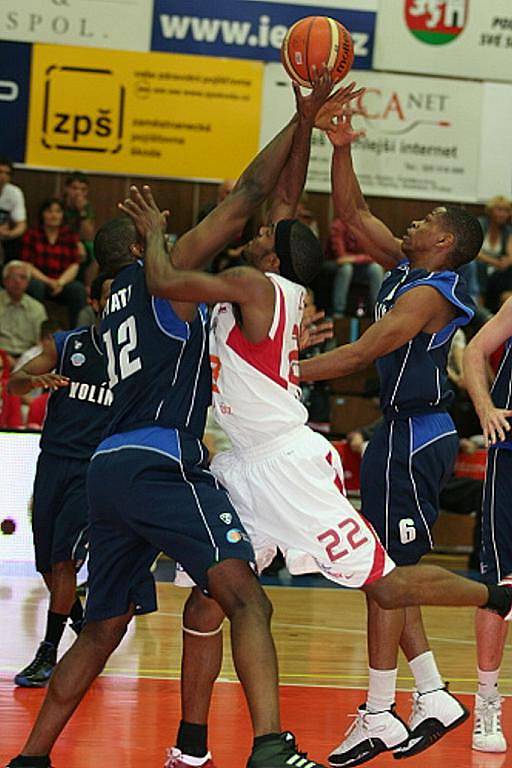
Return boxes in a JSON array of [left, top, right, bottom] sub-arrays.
[[0, 158, 98, 429]]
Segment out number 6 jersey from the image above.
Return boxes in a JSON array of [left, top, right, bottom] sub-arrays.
[[209, 272, 309, 452]]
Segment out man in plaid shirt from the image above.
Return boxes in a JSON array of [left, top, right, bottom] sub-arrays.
[[22, 198, 87, 327]]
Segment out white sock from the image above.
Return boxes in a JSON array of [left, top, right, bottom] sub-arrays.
[[366, 667, 397, 713], [477, 668, 500, 700], [409, 651, 443, 694]]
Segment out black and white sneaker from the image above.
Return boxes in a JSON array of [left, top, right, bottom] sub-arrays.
[[393, 685, 469, 760], [248, 731, 327, 768], [14, 641, 56, 688], [329, 705, 410, 767]]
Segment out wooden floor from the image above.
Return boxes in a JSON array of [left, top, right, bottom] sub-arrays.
[[1, 577, 511, 767]]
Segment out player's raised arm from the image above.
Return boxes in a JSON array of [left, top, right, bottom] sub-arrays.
[[327, 110, 403, 269], [464, 298, 512, 445], [8, 340, 68, 395], [119, 186, 273, 307], [267, 73, 363, 223], [300, 286, 449, 381]]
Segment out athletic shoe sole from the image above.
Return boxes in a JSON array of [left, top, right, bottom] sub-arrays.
[[393, 705, 469, 760]]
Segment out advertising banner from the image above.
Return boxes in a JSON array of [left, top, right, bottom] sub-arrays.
[[374, 0, 512, 83], [0, 41, 31, 162], [261, 65, 483, 202], [0, 0, 153, 52], [478, 83, 512, 201], [151, 0, 376, 69], [26, 44, 263, 182]]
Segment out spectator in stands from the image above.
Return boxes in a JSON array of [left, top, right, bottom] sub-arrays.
[[0, 349, 22, 428], [326, 216, 383, 316], [22, 198, 87, 327], [62, 172, 97, 288], [0, 155, 27, 265], [477, 196, 512, 313], [0, 260, 47, 364]]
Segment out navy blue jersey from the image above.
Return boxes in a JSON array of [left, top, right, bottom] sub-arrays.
[[100, 261, 210, 440], [40, 326, 113, 459], [374, 260, 475, 417]]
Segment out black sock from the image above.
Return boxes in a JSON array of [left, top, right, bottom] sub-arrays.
[[69, 598, 84, 632], [9, 756, 50, 767], [43, 610, 67, 649], [176, 721, 208, 758], [484, 585, 512, 618], [253, 733, 281, 750]]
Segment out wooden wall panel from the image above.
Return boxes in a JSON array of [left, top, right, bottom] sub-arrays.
[[11, 168, 486, 245]]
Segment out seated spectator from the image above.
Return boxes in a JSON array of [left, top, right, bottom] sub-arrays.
[[326, 217, 383, 316], [0, 260, 47, 364], [0, 349, 22, 428], [22, 198, 87, 327], [476, 196, 512, 312], [0, 155, 27, 264], [62, 171, 97, 287]]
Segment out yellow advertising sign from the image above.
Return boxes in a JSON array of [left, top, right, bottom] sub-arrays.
[[26, 44, 263, 180]]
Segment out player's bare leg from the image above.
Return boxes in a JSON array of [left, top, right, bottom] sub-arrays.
[[15, 608, 133, 761], [473, 608, 509, 752], [168, 588, 224, 766], [329, 567, 512, 766]]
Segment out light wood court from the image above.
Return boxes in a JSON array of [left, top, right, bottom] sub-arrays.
[[1, 578, 511, 767]]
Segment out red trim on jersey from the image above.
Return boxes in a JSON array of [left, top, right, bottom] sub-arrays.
[[364, 539, 386, 585], [326, 451, 346, 496], [226, 283, 288, 389]]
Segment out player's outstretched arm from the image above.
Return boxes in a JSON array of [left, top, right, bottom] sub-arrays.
[[268, 74, 363, 223], [464, 297, 512, 445], [327, 111, 403, 269], [8, 341, 68, 395], [300, 287, 445, 381], [120, 186, 274, 309]]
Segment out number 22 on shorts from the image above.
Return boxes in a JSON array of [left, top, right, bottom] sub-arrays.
[[317, 518, 369, 563]]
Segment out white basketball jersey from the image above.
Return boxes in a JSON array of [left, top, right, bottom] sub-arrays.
[[210, 273, 308, 452]]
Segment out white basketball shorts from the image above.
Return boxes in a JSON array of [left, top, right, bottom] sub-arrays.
[[192, 425, 395, 589]]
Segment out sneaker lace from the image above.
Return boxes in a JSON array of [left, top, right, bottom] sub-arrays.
[[410, 693, 426, 723], [479, 697, 503, 734], [343, 711, 372, 747]]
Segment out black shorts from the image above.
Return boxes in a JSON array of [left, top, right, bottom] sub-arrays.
[[85, 440, 255, 622], [360, 413, 458, 566], [480, 447, 512, 583], [32, 451, 89, 574]]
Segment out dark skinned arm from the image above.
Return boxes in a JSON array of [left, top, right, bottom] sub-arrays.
[[328, 111, 403, 269], [300, 287, 450, 381], [8, 340, 69, 395]]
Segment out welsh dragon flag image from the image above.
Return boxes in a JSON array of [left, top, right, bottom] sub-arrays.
[[405, 0, 468, 45]]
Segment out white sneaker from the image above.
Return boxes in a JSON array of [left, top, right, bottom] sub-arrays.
[[473, 694, 507, 753], [394, 686, 468, 759], [328, 705, 409, 767]]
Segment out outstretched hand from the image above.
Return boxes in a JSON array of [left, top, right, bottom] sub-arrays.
[[118, 185, 169, 239], [299, 309, 334, 351], [293, 66, 334, 124], [326, 107, 366, 148], [315, 82, 366, 132]]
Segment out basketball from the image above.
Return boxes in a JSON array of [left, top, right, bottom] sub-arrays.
[[281, 16, 354, 88]]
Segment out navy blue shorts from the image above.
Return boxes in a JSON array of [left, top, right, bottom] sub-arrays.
[[480, 446, 512, 583], [361, 413, 458, 565], [32, 451, 89, 574], [85, 431, 255, 622]]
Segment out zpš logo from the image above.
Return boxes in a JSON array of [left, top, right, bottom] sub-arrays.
[[42, 65, 125, 153], [405, 0, 468, 45]]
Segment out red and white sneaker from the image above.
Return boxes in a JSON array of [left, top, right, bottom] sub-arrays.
[[164, 748, 215, 768]]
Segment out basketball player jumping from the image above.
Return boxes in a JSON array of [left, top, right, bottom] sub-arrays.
[[464, 297, 512, 753], [118, 173, 512, 768], [296, 112, 492, 765], [6, 73, 351, 768]]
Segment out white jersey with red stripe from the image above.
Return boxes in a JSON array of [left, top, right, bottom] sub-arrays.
[[209, 272, 308, 452]]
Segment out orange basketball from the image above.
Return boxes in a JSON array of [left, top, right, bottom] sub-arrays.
[[281, 16, 354, 88]]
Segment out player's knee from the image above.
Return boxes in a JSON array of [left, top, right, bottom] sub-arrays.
[[183, 589, 225, 634], [364, 570, 407, 609]]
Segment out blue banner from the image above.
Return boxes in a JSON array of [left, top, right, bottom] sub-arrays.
[[0, 41, 31, 163], [151, 0, 375, 69]]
